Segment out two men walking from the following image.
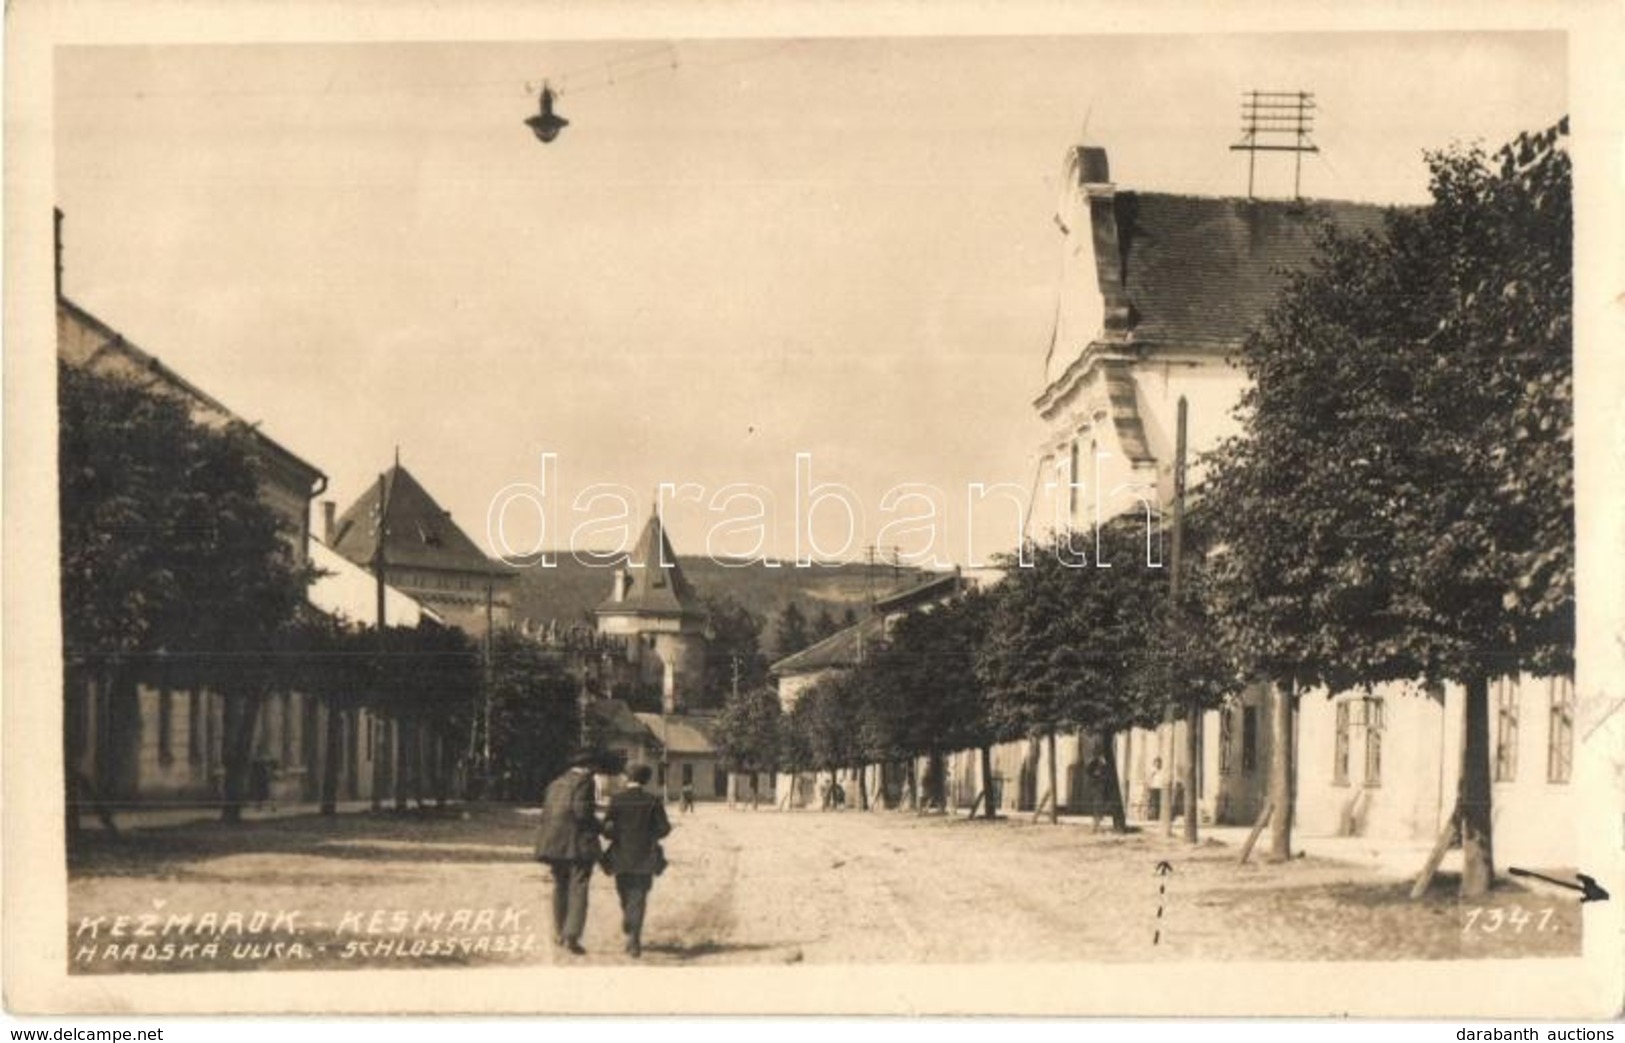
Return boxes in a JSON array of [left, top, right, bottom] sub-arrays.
[[534, 752, 672, 959]]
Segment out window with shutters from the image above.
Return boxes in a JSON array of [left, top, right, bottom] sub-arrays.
[[1547, 677, 1574, 784], [1069, 440, 1081, 522], [1362, 697, 1384, 787], [1333, 701, 1351, 786], [1494, 677, 1520, 782]]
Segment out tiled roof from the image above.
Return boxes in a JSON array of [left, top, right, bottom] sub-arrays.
[[330, 464, 506, 576], [632, 713, 719, 756], [589, 698, 658, 745], [770, 573, 963, 675], [873, 571, 962, 613], [595, 511, 701, 617], [1114, 193, 1392, 347]]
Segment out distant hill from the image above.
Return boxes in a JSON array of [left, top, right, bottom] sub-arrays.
[[506, 554, 933, 656]]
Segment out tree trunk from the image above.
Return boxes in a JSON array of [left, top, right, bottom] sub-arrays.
[[1100, 730, 1128, 833], [393, 716, 409, 812], [64, 667, 89, 840], [1459, 674, 1495, 897], [1183, 699, 1201, 843], [432, 721, 445, 805], [1267, 679, 1296, 862], [1158, 703, 1176, 837], [370, 713, 385, 811], [979, 744, 996, 819], [220, 689, 262, 824], [856, 763, 869, 811], [1046, 728, 1060, 824], [320, 693, 344, 815]]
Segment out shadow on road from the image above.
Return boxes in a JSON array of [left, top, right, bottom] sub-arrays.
[[643, 938, 805, 961], [68, 805, 537, 879]]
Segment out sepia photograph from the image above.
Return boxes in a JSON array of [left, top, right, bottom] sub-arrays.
[[5, 0, 1623, 1022]]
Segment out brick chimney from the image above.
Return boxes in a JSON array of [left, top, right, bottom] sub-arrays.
[[322, 500, 337, 545], [1069, 145, 1131, 333]]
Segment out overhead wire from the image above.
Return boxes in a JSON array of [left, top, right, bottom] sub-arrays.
[[57, 40, 795, 103]]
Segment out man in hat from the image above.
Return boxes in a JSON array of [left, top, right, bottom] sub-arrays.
[[534, 750, 602, 954], [602, 763, 672, 958]]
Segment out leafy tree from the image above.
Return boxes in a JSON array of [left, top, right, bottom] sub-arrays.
[[774, 602, 811, 657], [712, 684, 783, 804], [286, 612, 372, 815], [867, 590, 1000, 812], [701, 593, 769, 703], [784, 673, 861, 803], [1202, 120, 1572, 894], [365, 623, 481, 809], [58, 361, 312, 825], [811, 607, 841, 642], [979, 522, 1227, 828]]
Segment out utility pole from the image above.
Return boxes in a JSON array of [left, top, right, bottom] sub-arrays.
[[1230, 90, 1318, 200], [481, 578, 494, 798], [371, 471, 400, 810], [1172, 397, 1199, 844]]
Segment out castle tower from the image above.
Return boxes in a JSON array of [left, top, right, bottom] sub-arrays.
[[594, 508, 707, 713]]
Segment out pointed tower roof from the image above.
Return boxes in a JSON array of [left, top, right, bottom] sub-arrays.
[[596, 509, 701, 618], [329, 464, 505, 575]]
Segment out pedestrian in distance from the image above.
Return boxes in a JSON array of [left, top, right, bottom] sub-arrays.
[[1146, 757, 1167, 822], [602, 764, 672, 958], [534, 749, 603, 956], [1085, 751, 1111, 833], [680, 780, 695, 813]]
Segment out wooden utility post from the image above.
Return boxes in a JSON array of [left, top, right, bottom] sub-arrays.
[[372, 472, 393, 810], [1159, 704, 1175, 837], [1047, 728, 1060, 824], [481, 578, 494, 797], [1172, 397, 1199, 843]]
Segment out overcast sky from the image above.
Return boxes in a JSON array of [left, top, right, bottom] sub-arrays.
[[54, 33, 1566, 567]]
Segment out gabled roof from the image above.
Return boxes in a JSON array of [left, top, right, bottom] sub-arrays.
[[873, 571, 963, 613], [632, 713, 719, 756], [1112, 193, 1391, 348], [595, 510, 701, 617], [57, 296, 325, 488], [770, 573, 963, 676], [588, 698, 660, 746], [329, 464, 506, 576], [770, 614, 886, 676]]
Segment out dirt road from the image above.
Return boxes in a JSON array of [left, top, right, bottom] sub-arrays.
[[66, 804, 1580, 973]]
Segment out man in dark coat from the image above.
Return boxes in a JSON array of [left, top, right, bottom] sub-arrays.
[[602, 764, 672, 958], [534, 750, 602, 955]]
